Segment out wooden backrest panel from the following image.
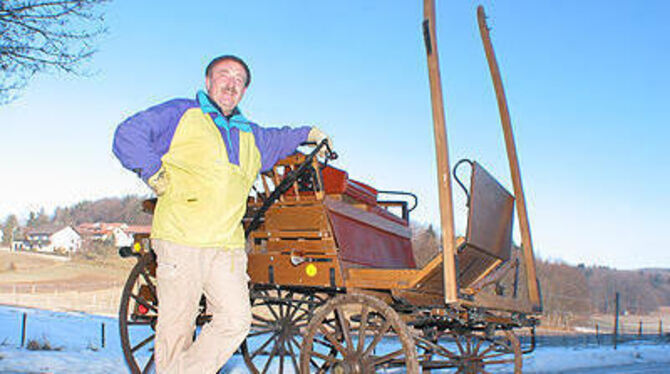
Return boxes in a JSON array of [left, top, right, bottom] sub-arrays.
[[457, 162, 514, 287], [466, 162, 514, 261]]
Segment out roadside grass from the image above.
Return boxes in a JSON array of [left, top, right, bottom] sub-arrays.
[[26, 336, 63, 351]]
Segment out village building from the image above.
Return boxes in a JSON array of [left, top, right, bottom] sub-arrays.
[[10, 222, 151, 254], [75, 222, 151, 247], [22, 225, 82, 254], [113, 225, 151, 247], [10, 227, 30, 251], [75, 222, 125, 242]]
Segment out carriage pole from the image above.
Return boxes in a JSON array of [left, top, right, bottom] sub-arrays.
[[422, 0, 458, 303], [476, 6, 542, 310]]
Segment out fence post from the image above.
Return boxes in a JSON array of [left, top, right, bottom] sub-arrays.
[[638, 320, 642, 336], [20, 313, 26, 347], [595, 323, 600, 345], [101, 322, 106, 348], [660, 320, 663, 338], [613, 292, 619, 349]]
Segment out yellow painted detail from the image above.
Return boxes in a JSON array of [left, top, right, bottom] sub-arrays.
[[305, 263, 317, 277], [151, 108, 261, 248], [133, 242, 142, 253]]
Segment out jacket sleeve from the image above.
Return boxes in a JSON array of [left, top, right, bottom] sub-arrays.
[[112, 99, 196, 182], [251, 124, 311, 172]]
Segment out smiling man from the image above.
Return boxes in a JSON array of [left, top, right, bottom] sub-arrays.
[[206, 57, 247, 115], [113, 55, 330, 373]]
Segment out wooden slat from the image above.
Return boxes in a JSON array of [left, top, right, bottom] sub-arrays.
[[346, 268, 419, 289], [290, 165, 301, 200], [265, 238, 337, 253], [261, 175, 271, 200], [265, 204, 327, 232], [272, 166, 283, 202]]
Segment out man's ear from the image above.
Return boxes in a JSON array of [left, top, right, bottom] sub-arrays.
[[205, 76, 211, 92]]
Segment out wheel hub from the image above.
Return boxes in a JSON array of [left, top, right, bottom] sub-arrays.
[[459, 356, 484, 372], [334, 353, 374, 374]]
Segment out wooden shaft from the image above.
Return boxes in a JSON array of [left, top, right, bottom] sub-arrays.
[[476, 5, 541, 310], [423, 0, 458, 304]]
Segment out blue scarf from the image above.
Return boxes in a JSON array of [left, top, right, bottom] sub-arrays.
[[196, 90, 252, 145]]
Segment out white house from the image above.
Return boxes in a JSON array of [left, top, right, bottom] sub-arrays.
[[112, 226, 134, 247], [25, 226, 82, 254], [50, 226, 82, 254], [112, 225, 151, 247]]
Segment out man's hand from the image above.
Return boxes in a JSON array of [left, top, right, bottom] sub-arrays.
[[147, 167, 169, 196], [308, 127, 333, 158]]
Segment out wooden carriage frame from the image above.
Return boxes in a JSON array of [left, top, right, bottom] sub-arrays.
[[117, 3, 543, 373]]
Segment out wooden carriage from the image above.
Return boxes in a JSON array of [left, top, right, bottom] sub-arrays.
[[117, 3, 542, 373]]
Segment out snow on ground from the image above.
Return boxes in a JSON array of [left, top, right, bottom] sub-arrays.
[[523, 343, 670, 373], [1, 305, 669, 373]]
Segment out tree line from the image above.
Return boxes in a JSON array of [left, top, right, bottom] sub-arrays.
[[412, 225, 670, 317], [1, 195, 152, 244]]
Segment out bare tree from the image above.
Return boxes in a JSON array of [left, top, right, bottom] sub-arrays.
[[0, 0, 110, 103], [1, 214, 19, 245]]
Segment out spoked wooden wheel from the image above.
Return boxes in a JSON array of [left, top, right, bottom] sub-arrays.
[[415, 329, 521, 373], [300, 293, 420, 374], [242, 285, 328, 373], [118, 253, 158, 374]]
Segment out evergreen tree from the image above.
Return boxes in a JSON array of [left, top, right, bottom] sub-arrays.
[[26, 209, 49, 228]]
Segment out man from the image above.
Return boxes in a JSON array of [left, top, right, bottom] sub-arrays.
[[113, 55, 330, 373]]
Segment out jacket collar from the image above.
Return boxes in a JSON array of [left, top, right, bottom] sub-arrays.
[[196, 90, 252, 132]]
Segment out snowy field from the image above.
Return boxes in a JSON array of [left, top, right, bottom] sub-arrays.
[[1, 305, 670, 373]]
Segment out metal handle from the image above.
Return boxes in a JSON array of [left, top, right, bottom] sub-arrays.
[[452, 159, 473, 207]]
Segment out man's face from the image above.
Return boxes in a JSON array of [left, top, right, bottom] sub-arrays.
[[205, 59, 248, 115]]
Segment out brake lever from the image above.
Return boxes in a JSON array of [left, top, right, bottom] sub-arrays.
[[323, 141, 338, 161]]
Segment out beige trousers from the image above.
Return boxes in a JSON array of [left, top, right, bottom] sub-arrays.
[[152, 239, 251, 374]]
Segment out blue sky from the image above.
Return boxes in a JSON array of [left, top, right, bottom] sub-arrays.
[[0, 0, 668, 269]]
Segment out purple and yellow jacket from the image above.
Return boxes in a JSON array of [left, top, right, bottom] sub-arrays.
[[113, 92, 310, 249]]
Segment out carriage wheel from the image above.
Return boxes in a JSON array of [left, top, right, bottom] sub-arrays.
[[242, 286, 329, 374], [300, 293, 420, 374], [415, 329, 521, 373], [118, 253, 158, 374]]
